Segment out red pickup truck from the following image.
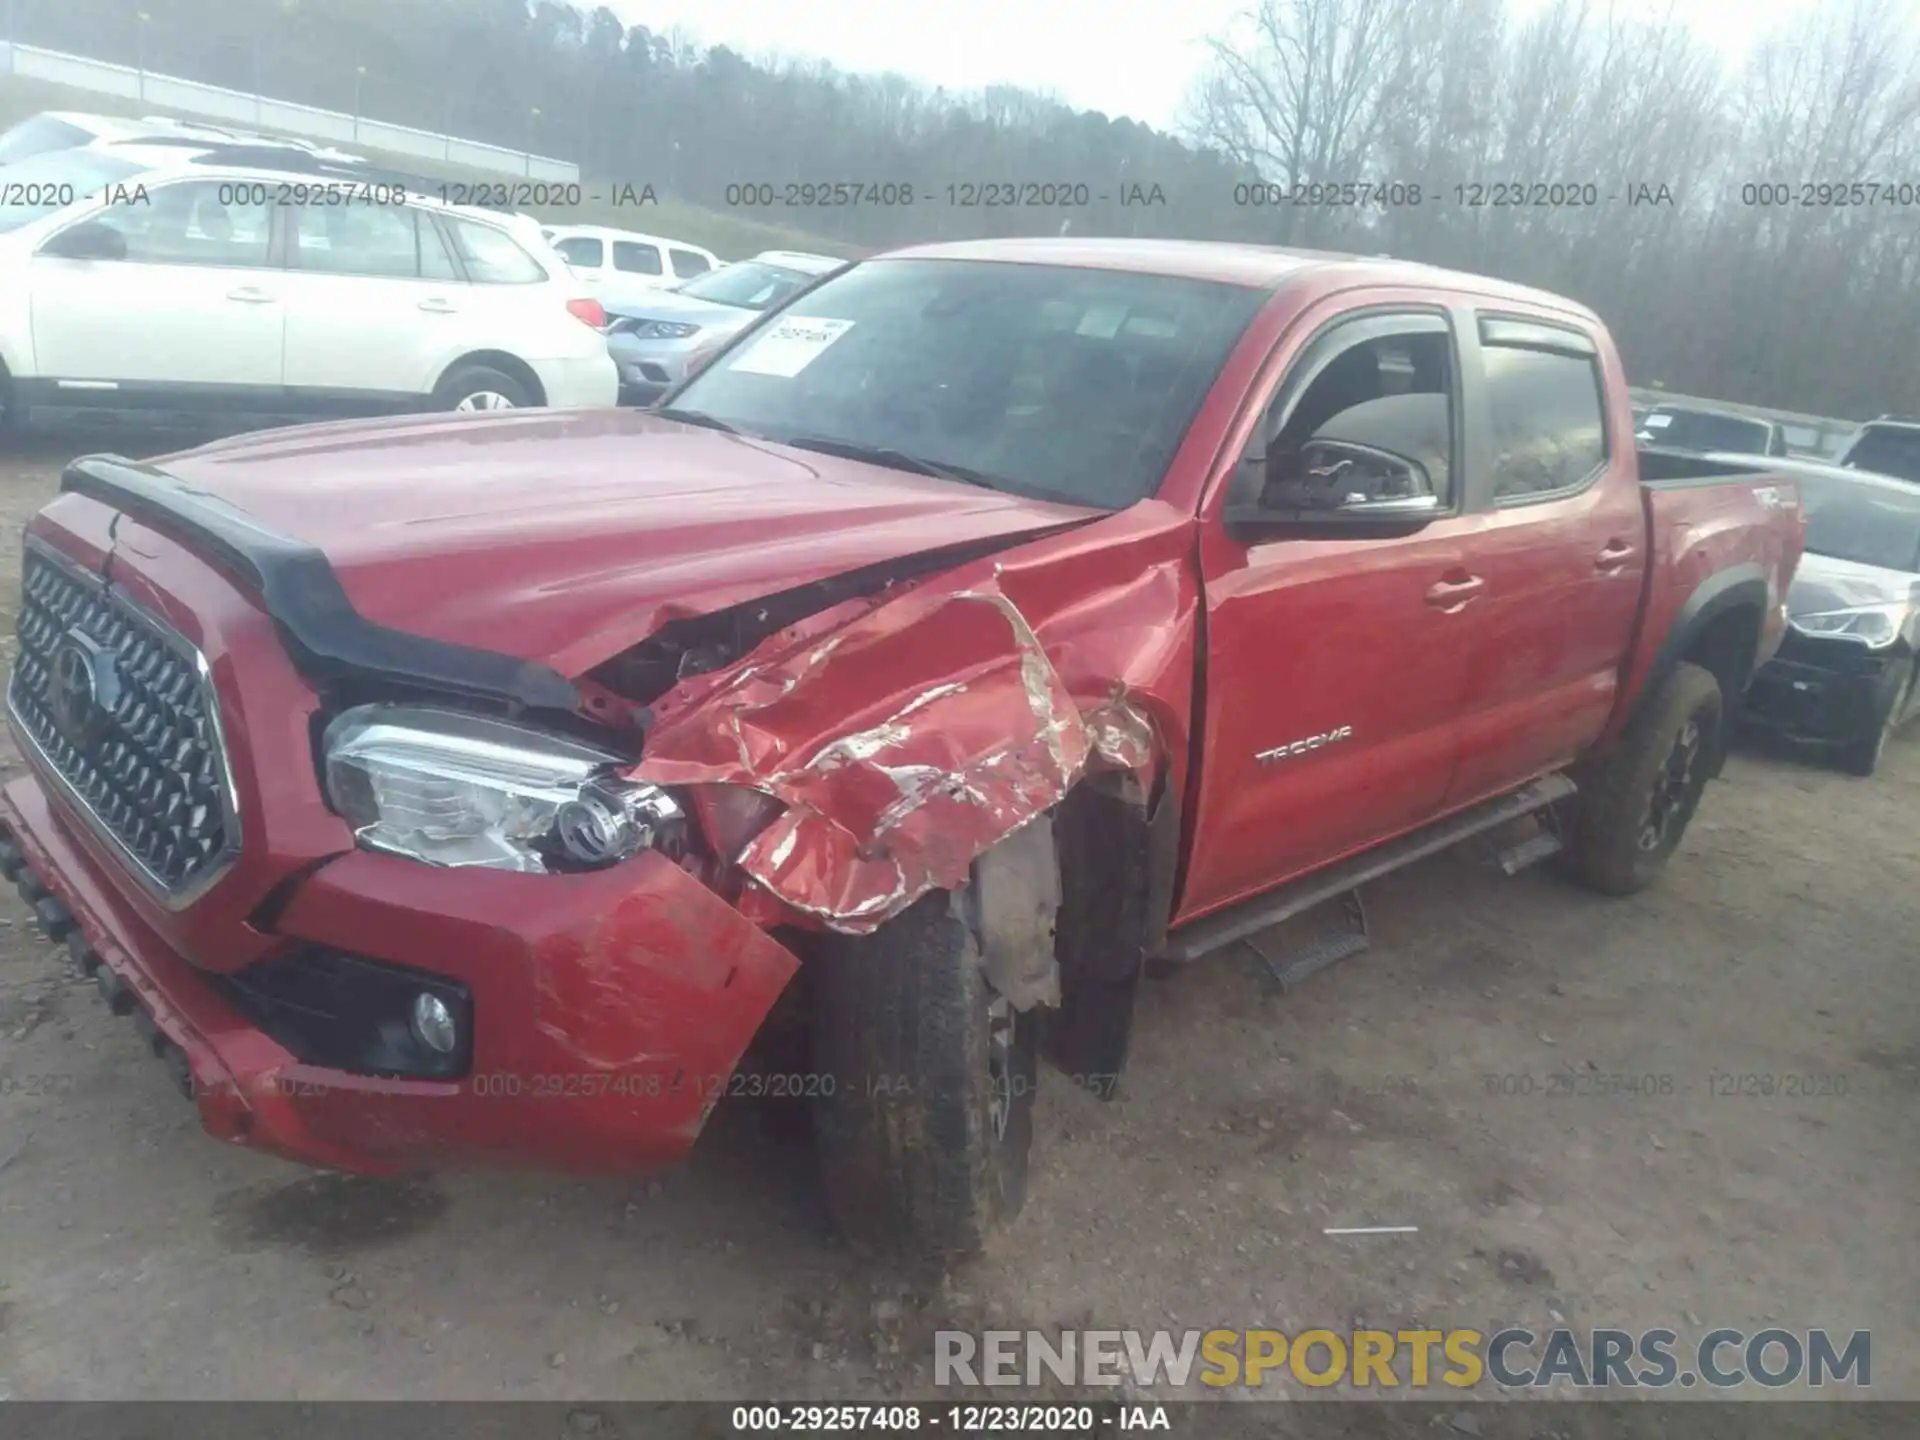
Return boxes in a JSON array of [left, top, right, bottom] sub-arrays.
[[0, 239, 1804, 1259]]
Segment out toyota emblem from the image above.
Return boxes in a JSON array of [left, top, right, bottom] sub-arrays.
[[45, 631, 115, 744]]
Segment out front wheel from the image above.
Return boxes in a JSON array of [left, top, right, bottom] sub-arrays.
[[1836, 665, 1913, 777], [433, 364, 534, 413], [1560, 661, 1724, 896], [809, 890, 1036, 1259]]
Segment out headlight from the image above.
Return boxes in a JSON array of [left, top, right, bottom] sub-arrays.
[[629, 320, 700, 340], [1788, 602, 1910, 649], [321, 705, 683, 873]]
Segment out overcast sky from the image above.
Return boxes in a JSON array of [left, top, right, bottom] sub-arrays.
[[605, 0, 1825, 133]]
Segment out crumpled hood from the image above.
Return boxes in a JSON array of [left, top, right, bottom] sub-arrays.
[[1788, 550, 1920, 617], [149, 408, 1097, 677]]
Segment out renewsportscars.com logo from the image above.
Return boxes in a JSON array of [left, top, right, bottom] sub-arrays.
[[934, 1327, 1871, 1390]]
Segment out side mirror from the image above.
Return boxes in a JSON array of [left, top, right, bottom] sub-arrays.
[[41, 220, 127, 262], [1263, 439, 1435, 513]]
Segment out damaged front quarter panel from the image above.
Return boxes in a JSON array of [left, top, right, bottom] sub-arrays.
[[628, 542, 1176, 935]]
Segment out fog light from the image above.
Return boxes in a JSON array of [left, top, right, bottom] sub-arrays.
[[410, 992, 457, 1054]]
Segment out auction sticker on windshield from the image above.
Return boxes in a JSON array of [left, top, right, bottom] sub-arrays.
[[731, 316, 856, 377]]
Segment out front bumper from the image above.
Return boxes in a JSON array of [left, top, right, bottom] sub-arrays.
[[0, 765, 799, 1175], [607, 335, 701, 405], [618, 375, 671, 407], [1742, 633, 1900, 744]]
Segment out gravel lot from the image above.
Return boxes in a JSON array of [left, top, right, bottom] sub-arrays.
[[0, 431, 1913, 1405]]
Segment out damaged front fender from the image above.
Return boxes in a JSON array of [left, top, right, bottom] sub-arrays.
[[632, 528, 1187, 934]]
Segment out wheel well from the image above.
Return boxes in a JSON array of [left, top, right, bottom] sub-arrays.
[[436, 351, 546, 406], [1680, 603, 1762, 774], [1682, 604, 1762, 709], [1043, 769, 1180, 1094]]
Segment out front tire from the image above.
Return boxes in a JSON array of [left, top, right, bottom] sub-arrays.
[[810, 890, 1036, 1259], [1836, 665, 1912, 778], [432, 364, 534, 412], [1561, 661, 1724, 896]]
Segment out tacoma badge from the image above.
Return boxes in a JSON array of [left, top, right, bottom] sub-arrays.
[[1255, 725, 1353, 764]]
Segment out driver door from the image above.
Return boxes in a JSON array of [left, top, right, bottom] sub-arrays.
[[29, 179, 285, 393], [1177, 304, 1489, 921]]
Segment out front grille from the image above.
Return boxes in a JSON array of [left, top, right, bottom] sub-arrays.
[[8, 545, 237, 898]]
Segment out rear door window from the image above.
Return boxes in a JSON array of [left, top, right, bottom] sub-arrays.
[[613, 241, 663, 276], [1480, 323, 1608, 500], [292, 205, 438, 278]]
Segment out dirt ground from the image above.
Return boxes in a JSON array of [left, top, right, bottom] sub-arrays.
[[0, 432, 1913, 1405]]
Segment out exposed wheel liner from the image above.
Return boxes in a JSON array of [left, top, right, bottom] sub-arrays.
[[57, 454, 580, 715]]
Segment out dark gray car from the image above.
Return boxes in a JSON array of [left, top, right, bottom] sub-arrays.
[[1742, 466, 1920, 775], [605, 251, 844, 403]]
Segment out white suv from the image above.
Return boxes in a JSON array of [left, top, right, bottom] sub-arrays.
[[0, 143, 618, 431], [541, 224, 720, 303]]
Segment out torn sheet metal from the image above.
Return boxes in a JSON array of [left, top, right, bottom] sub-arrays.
[[634, 571, 1159, 932]]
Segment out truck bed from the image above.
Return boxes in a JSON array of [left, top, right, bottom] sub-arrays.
[[1602, 448, 1806, 750], [1637, 443, 1793, 486]]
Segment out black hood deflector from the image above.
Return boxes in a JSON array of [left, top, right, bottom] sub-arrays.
[[62, 454, 581, 714]]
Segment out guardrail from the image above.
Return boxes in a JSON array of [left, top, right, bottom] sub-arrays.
[[1, 40, 578, 182]]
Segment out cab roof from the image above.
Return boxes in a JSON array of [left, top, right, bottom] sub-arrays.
[[875, 235, 1596, 318]]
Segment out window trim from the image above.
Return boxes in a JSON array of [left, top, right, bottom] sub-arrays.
[[1475, 310, 1611, 508], [1225, 304, 1466, 518]]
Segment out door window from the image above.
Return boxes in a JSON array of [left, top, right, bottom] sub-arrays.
[[553, 235, 603, 268], [291, 205, 455, 279], [612, 241, 663, 276], [1481, 325, 1608, 500], [1238, 317, 1456, 508], [669, 247, 712, 279], [90, 180, 272, 268]]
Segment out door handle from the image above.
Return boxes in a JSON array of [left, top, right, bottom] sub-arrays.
[[1595, 539, 1637, 571], [226, 286, 275, 304], [1425, 574, 1485, 609], [417, 297, 457, 313]]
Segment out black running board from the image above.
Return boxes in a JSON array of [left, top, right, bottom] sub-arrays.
[[1156, 775, 1577, 965]]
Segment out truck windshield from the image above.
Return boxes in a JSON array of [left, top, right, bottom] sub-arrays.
[[664, 258, 1268, 509], [1795, 473, 1920, 574], [1639, 408, 1772, 454], [1841, 425, 1920, 484]]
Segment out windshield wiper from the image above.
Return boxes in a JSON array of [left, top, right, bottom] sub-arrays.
[[654, 406, 741, 435], [771, 433, 1003, 490]]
